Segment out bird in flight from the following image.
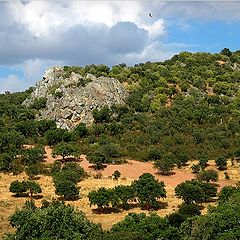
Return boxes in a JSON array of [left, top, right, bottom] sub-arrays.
[[149, 13, 152, 17]]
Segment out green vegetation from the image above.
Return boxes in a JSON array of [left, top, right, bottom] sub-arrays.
[[153, 153, 175, 175], [112, 170, 121, 181], [88, 173, 166, 211], [6, 181, 240, 239], [51, 162, 85, 200], [2, 50, 240, 172], [133, 173, 166, 209], [215, 156, 228, 170], [175, 179, 217, 204], [29, 97, 47, 110], [7, 201, 103, 240], [9, 180, 42, 198], [196, 169, 219, 182], [2, 49, 240, 239], [52, 142, 79, 161]]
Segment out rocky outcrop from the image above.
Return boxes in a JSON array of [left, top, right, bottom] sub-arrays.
[[23, 66, 128, 129]]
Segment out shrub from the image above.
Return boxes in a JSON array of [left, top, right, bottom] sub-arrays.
[[154, 154, 175, 175], [197, 170, 219, 182], [55, 180, 79, 200], [9, 180, 28, 196], [215, 156, 227, 170]]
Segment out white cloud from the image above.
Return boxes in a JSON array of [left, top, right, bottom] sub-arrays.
[[149, 1, 240, 22], [142, 19, 165, 40], [22, 58, 63, 83], [8, 1, 146, 37], [0, 58, 63, 93], [0, 74, 23, 93], [0, 1, 240, 92]]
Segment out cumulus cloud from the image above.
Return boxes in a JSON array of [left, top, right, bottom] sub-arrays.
[[0, 75, 24, 93], [148, 1, 240, 22], [0, 58, 63, 93], [106, 22, 148, 54], [0, 1, 240, 92]]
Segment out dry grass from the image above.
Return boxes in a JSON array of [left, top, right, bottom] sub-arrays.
[[0, 157, 239, 238]]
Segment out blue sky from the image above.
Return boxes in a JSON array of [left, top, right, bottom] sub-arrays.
[[166, 20, 240, 53], [0, 1, 239, 93]]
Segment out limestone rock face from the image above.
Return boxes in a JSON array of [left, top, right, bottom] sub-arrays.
[[23, 66, 128, 129]]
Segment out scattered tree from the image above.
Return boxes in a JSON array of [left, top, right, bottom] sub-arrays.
[[87, 149, 107, 170], [88, 187, 111, 210], [154, 154, 175, 175], [197, 169, 219, 182], [52, 143, 78, 161], [215, 156, 227, 170], [133, 173, 166, 209], [25, 164, 41, 179], [175, 180, 205, 204], [112, 170, 121, 181], [9, 180, 28, 197], [9, 180, 41, 198], [114, 185, 135, 209], [27, 181, 42, 198], [55, 180, 79, 200]]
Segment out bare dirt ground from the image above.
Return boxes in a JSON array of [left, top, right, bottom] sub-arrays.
[[80, 156, 195, 187], [0, 146, 239, 238]]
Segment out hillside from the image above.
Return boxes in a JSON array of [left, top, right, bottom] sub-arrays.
[[17, 49, 240, 161], [23, 67, 128, 129], [1, 48, 240, 239]]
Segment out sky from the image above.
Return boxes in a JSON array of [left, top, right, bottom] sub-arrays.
[[0, 1, 240, 93]]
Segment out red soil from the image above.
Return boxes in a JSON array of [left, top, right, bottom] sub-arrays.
[[44, 146, 55, 164], [79, 156, 195, 187], [43, 146, 237, 189]]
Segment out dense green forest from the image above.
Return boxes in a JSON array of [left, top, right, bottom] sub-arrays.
[[1, 48, 240, 239], [1, 48, 240, 171]]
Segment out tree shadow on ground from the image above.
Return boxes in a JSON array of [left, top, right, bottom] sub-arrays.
[[32, 194, 44, 200], [12, 193, 29, 198], [92, 207, 122, 214], [155, 171, 176, 176], [91, 201, 168, 214], [28, 176, 41, 180], [57, 195, 80, 201], [12, 194, 43, 200], [88, 164, 107, 170], [140, 201, 168, 211], [64, 157, 80, 163]]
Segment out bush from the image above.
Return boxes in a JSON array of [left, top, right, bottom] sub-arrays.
[[154, 154, 175, 175], [8, 201, 103, 240], [191, 164, 200, 174], [9, 180, 28, 196], [112, 170, 121, 181], [55, 180, 79, 200], [197, 170, 219, 182], [218, 186, 236, 203], [30, 97, 47, 110], [133, 173, 166, 209], [215, 156, 227, 170]]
